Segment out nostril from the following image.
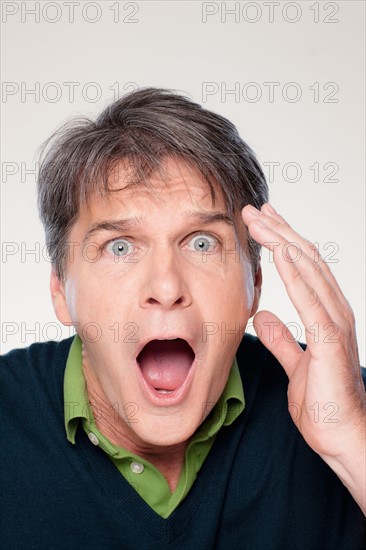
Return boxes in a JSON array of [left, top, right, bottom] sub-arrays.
[[146, 296, 185, 305]]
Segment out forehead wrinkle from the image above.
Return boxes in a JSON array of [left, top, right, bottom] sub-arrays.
[[143, 159, 216, 206], [82, 216, 142, 244], [106, 156, 219, 209]]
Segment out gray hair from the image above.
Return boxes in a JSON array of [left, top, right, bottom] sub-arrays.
[[37, 86, 268, 280]]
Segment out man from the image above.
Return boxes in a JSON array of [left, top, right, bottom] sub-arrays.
[[1, 87, 365, 549]]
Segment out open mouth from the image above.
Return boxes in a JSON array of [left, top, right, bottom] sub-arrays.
[[136, 338, 195, 397]]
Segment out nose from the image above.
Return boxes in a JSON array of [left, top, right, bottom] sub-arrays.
[[139, 248, 192, 310]]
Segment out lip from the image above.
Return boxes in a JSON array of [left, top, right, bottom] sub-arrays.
[[135, 335, 197, 406]]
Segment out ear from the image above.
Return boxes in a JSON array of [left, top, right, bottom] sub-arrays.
[[50, 269, 73, 325], [249, 264, 262, 318]]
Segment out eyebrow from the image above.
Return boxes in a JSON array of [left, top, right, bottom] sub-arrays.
[[82, 211, 233, 244], [185, 210, 234, 225], [83, 217, 142, 245]]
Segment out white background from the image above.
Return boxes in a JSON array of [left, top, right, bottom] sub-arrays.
[[1, 1, 365, 362]]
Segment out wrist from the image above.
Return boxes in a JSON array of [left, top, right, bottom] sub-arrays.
[[320, 422, 366, 516]]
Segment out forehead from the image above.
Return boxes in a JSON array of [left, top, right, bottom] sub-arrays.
[[95, 156, 227, 212]]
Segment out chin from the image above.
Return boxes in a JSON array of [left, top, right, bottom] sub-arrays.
[[133, 410, 200, 448]]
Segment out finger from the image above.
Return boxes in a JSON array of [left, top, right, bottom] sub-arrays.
[[257, 204, 356, 328], [253, 310, 303, 379], [243, 203, 350, 312], [245, 218, 347, 350], [260, 203, 345, 296]]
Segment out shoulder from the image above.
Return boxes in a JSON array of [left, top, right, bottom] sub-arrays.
[[0, 337, 75, 438], [0, 337, 74, 389], [1, 336, 74, 366]]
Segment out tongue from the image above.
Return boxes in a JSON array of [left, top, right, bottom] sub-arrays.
[[137, 339, 194, 391]]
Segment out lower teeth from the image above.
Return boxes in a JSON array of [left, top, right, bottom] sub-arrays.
[[156, 389, 174, 394]]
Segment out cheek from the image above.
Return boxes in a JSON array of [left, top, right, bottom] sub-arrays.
[[197, 271, 253, 344], [64, 274, 125, 327], [223, 261, 254, 312]]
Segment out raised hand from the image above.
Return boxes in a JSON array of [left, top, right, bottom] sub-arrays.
[[242, 202, 366, 514]]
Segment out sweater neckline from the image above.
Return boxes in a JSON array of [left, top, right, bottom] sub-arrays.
[[75, 414, 251, 542]]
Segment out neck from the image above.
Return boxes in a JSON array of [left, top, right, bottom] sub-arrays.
[[82, 348, 187, 492]]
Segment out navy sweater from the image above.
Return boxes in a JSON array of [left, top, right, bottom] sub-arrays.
[[1, 334, 365, 549]]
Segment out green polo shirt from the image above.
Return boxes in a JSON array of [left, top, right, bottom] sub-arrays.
[[64, 335, 245, 518]]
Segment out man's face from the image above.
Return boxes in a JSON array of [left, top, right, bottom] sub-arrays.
[[53, 157, 261, 448]]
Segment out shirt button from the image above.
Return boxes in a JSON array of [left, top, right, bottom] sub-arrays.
[[130, 461, 144, 474], [88, 432, 99, 446]]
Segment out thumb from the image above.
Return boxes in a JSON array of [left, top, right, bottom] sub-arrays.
[[252, 310, 303, 379]]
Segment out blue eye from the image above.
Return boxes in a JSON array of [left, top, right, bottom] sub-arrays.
[[109, 239, 134, 256], [189, 234, 218, 253]]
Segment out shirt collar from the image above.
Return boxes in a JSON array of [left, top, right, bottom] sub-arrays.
[[64, 335, 244, 444]]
